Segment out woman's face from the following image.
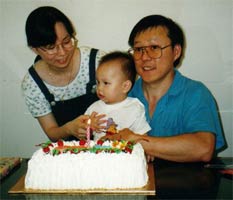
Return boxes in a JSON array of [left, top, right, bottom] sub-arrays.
[[33, 22, 76, 69], [133, 26, 181, 84]]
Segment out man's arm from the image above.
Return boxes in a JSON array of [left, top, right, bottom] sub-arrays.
[[109, 129, 215, 162]]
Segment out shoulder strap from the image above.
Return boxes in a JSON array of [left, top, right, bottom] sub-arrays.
[[28, 66, 55, 105], [34, 55, 42, 63], [86, 48, 98, 93]]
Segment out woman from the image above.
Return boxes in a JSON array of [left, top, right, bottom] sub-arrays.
[[21, 6, 105, 141]]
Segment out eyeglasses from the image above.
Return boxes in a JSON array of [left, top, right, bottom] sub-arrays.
[[128, 44, 172, 60], [39, 37, 78, 55]]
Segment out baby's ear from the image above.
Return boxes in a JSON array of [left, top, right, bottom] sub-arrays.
[[122, 80, 132, 93]]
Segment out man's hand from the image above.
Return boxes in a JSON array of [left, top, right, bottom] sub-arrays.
[[101, 128, 138, 141]]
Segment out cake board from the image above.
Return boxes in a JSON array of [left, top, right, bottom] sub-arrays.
[[9, 163, 155, 195]]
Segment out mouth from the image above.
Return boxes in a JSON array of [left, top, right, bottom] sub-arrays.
[[57, 58, 67, 65], [56, 56, 68, 65], [97, 93, 105, 99], [142, 65, 156, 71]]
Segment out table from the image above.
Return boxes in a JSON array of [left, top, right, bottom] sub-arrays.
[[1, 158, 232, 200]]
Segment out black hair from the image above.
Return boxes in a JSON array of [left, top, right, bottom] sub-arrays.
[[25, 6, 75, 47], [128, 15, 185, 67], [99, 51, 137, 87]]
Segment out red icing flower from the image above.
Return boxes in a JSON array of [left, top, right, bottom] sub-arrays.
[[48, 143, 54, 147], [125, 147, 132, 154], [57, 140, 64, 147], [79, 139, 86, 146], [97, 139, 104, 146], [43, 147, 50, 153]]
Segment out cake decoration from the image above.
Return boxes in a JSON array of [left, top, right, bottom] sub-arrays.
[[36, 139, 135, 155], [106, 117, 118, 135]]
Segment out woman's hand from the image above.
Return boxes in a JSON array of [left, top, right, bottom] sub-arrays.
[[66, 112, 106, 139], [38, 114, 92, 141], [65, 115, 90, 139]]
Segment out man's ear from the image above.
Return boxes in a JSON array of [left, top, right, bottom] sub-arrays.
[[173, 44, 182, 62], [122, 80, 132, 94]]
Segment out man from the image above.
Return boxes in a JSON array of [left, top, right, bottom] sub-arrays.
[[107, 15, 225, 163]]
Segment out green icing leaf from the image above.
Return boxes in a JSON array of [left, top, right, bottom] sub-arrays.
[[71, 148, 79, 154], [113, 148, 122, 154], [52, 149, 60, 156]]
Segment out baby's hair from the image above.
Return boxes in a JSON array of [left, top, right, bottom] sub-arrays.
[[99, 51, 136, 86]]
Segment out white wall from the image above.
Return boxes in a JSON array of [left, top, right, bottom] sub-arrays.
[[0, 0, 232, 158]]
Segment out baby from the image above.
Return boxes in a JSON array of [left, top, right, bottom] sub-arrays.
[[85, 51, 151, 141]]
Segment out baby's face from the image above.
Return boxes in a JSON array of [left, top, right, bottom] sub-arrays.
[[96, 61, 128, 104]]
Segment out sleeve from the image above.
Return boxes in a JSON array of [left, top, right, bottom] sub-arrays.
[[129, 99, 151, 135], [84, 101, 100, 115], [183, 82, 225, 149], [84, 104, 92, 115], [21, 73, 52, 118]]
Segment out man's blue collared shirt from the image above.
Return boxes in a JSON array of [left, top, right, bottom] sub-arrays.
[[129, 70, 225, 150]]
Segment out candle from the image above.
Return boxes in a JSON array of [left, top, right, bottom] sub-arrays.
[[86, 118, 91, 146]]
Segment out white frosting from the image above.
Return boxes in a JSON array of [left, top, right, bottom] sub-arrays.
[[25, 141, 148, 190]]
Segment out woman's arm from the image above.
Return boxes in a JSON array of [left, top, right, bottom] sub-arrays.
[[37, 112, 106, 141], [37, 113, 89, 141]]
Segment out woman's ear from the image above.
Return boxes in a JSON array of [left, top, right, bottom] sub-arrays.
[[31, 47, 39, 55], [122, 80, 132, 94]]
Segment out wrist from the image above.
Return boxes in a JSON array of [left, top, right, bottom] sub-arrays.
[[136, 135, 149, 143], [63, 122, 73, 138]]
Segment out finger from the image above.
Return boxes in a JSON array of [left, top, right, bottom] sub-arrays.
[[90, 111, 98, 118], [146, 155, 150, 163], [93, 126, 106, 132], [96, 114, 106, 119], [97, 119, 107, 125], [78, 115, 90, 123]]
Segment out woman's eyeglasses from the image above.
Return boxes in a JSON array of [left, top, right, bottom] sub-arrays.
[[39, 37, 78, 55]]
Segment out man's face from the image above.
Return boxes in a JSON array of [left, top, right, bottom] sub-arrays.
[[133, 26, 181, 84]]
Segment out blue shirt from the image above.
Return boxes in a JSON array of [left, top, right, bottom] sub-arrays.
[[129, 70, 225, 150]]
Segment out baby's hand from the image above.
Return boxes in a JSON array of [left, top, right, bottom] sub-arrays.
[[90, 112, 106, 132]]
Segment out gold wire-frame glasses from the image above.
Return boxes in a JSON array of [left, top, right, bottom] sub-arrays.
[[128, 44, 171, 60]]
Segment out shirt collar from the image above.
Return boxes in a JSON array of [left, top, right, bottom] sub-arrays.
[[133, 69, 184, 104], [157, 69, 185, 108], [166, 69, 184, 97]]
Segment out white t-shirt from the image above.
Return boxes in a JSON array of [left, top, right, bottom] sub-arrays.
[[21, 46, 105, 118], [85, 97, 151, 140]]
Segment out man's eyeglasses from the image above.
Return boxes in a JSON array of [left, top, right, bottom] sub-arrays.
[[39, 37, 78, 55], [128, 44, 172, 60]]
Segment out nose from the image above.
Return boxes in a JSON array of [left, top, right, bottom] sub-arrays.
[[141, 48, 151, 60], [56, 44, 66, 55], [96, 83, 102, 91], [96, 84, 103, 97]]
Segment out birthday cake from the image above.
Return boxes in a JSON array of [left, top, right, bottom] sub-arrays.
[[25, 139, 148, 190]]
